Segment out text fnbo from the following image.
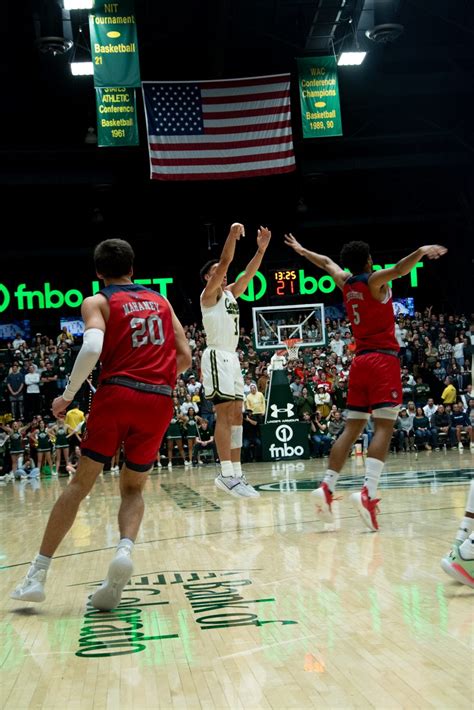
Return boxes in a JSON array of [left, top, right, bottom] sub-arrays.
[[0, 278, 173, 314], [269, 425, 304, 459]]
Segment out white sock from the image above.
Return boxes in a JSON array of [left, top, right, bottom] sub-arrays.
[[456, 517, 473, 543], [33, 553, 51, 571], [118, 538, 134, 552], [323, 469, 339, 493], [364, 457, 384, 499], [220, 460, 234, 478], [232, 462, 242, 478], [459, 533, 474, 560], [465, 480, 474, 515]]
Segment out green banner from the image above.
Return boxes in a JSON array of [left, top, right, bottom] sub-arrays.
[[90, 0, 140, 87], [297, 56, 342, 138], [95, 87, 139, 147]]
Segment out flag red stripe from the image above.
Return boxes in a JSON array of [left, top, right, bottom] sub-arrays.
[[149, 134, 292, 151], [202, 90, 290, 105], [150, 164, 296, 181], [151, 149, 295, 167], [198, 75, 289, 90], [203, 105, 290, 120]]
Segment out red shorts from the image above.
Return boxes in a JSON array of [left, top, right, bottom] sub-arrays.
[[346, 352, 402, 412], [81, 385, 173, 471]]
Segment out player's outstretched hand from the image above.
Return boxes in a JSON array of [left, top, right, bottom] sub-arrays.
[[284, 233, 305, 255], [257, 226, 271, 251], [230, 223, 245, 240], [420, 245, 448, 259]]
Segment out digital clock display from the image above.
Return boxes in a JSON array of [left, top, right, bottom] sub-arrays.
[[274, 270, 296, 281], [273, 269, 297, 295]]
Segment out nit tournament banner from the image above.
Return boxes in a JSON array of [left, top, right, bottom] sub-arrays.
[[90, 0, 141, 88], [297, 56, 342, 138]]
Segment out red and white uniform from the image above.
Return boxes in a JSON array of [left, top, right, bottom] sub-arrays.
[[82, 284, 176, 470], [343, 274, 401, 412]]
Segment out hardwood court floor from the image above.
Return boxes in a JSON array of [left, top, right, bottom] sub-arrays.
[[1, 451, 473, 709]]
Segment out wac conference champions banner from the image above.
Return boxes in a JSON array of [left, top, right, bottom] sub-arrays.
[[297, 56, 342, 138]]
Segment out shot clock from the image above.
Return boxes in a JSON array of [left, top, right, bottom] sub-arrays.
[[273, 269, 297, 296]]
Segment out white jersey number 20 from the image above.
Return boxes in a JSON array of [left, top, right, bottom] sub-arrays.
[[130, 315, 164, 347]]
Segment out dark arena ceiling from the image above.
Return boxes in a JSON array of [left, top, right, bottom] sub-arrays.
[[0, 0, 473, 313]]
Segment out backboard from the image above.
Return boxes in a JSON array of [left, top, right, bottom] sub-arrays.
[[252, 303, 325, 351]]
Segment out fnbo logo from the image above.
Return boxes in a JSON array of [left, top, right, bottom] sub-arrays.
[[236, 270, 267, 302], [0, 278, 174, 313], [15, 283, 83, 311], [0, 282, 84, 313], [0, 284, 11, 313]]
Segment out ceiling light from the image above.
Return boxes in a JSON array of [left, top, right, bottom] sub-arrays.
[[365, 23, 404, 44], [69, 26, 93, 76], [36, 36, 73, 55], [338, 51, 367, 66], [70, 61, 94, 75], [63, 1, 94, 9]]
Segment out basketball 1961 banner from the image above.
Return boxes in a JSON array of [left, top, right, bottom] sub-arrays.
[[297, 56, 342, 138], [95, 87, 139, 147], [90, 0, 141, 88]]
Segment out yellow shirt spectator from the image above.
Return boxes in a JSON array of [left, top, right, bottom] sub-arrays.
[[441, 382, 457, 405], [245, 384, 266, 415]]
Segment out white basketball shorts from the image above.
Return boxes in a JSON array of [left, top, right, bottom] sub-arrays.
[[201, 348, 244, 403]]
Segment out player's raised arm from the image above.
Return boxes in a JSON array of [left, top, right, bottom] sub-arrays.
[[228, 226, 271, 297], [284, 233, 349, 290], [368, 244, 448, 296], [201, 223, 244, 306]]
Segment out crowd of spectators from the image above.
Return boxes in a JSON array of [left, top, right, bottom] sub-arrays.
[[0, 308, 473, 479]]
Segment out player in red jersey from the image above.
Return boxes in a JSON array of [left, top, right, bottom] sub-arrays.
[[285, 235, 447, 531], [11, 239, 191, 609]]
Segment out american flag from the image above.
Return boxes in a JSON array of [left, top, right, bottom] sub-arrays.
[[142, 74, 296, 181]]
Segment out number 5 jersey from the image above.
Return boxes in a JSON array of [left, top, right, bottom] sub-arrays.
[[343, 273, 399, 354]]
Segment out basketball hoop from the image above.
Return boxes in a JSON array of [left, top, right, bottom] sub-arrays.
[[283, 338, 303, 361]]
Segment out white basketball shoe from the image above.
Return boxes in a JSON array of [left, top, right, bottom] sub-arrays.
[[11, 566, 47, 602], [215, 473, 260, 498], [90, 546, 133, 611]]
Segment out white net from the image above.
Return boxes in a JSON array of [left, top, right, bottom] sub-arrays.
[[284, 339, 303, 361]]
